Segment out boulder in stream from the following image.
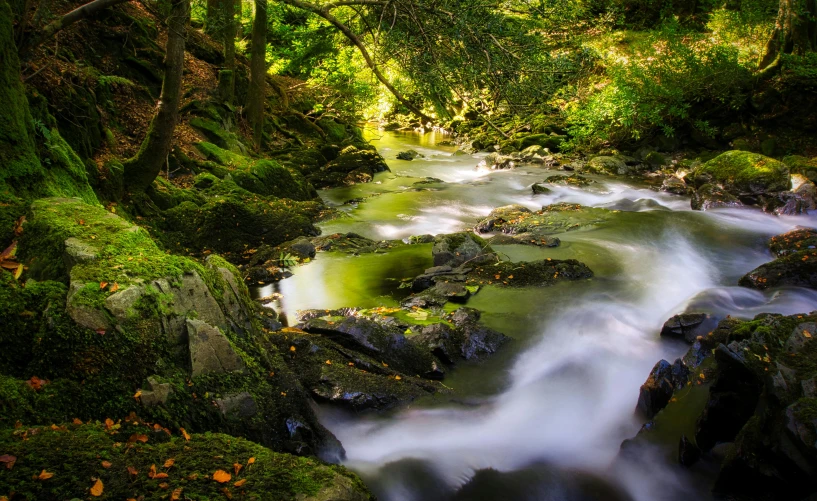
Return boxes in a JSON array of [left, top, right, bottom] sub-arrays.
[[739, 229, 817, 290]]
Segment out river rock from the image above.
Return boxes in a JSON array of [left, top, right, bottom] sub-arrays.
[[691, 150, 791, 195], [661, 175, 689, 195], [215, 391, 258, 418], [478, 153, 515, 170], [475, 203, 613, 237], [140, 376, 174, 407], [432, 232, 494, 267], [739, 235, 817, 290], [690, 183, 743, 210], [397, 150, 422, 160], [660, 313, 715, 343], [636, 358, 689, 419]]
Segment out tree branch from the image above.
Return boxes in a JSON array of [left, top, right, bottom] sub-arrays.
[[20, 0, 131, 57], [279, 0, 435, 125]]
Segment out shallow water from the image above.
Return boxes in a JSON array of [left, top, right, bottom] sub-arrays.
[[275, 130, 817, 501]]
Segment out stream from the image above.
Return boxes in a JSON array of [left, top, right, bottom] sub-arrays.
[[268, 130, 817, 501]]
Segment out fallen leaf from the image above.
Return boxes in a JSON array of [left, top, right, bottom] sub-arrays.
[[128, 433, 148, 443], [148, 464, 157, 478], [159, 482, 169, 489], [133, 390, 142, 399], [153, 472, 169, 479], [233, 462, 242, 475], [127, 466, 138, 476], [171, 488, 183, 500], [213, 469, 232, 483], [164, 458, 175, 468], [72, 418, 83, 425], [38, 469, 54, 480], [180, 427, 191, 441], [13, 263, 23, 280], [110, 282, 119, 293], [101, 460, 112, 469], [289, 345, 296, 352], [325, 360, 332, 365], [100, 281, 108, 289], [0, 241, 17, 261], [234, 478, 247, 487], [90, 478, 104, 497], [247, 457, 256, 465], [395, 375, 402, 380], [221, 487, 233, 499], [104, 418, 114, 429]]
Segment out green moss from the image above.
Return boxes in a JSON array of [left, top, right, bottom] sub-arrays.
[[0, 423, 372, 501], [466, 259, 594, 287], [20, 198, 200, 286], [189, 118, 248, 153], [782, 155, 817, 183], [194, 142, 316, 201], [694, 151, 791, 194]]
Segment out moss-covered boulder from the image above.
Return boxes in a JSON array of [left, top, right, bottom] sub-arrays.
[[7, 198, 338, 454], [194, 142, 317, 201], [739, 229, 817, 290], [268, 327, 440, 411], [465, 259, 594, 287], [690, 183, 744, 211], [581, 155, 646, 176], [432, 232, 494, 267], [512, 133, 566, 153], [0, 423, 372, 500], [692, 151, 791, 196], [190, 117, 249, 154], [157, 175, 321, 256], [311, 146, 389, 189], [475, 203, 612, 243]]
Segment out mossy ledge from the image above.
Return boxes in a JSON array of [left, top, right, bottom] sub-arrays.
[[0, 422, 373, 500]]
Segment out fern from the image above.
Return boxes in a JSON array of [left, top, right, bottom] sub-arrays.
[[278, 252, 298, 268], [31, 118, 52, 144]]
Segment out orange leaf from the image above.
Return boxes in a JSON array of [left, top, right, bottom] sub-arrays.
[[153, 472, 169, 479], [128, 433, 148, 443], [0, 241, 17, 261], [234, 479, 247, 487], [159, 482, 169, 489], [180, 427, 191, 441], [72, 418, 83, 425], [110, 282, 119, 293], [90, 478, 104, 497], [212, 469, 232, 483], [164, 458, 175, 468], [101, 460, 112, 469], [38, 469, 54, 480], [171, 488, 183, 500], [127, 466, 138, 476], [133, 390, 142, 399], [233, 462, 242, 475], [104, 418, 114, 429], [148, 464, 157, 478], [247, 457, 255, 465], [100, 281, 108, 289]]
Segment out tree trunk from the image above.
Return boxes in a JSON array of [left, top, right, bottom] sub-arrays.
[[247, 0, 267, 150], [123, 0, 189, 191], [760, 0, 817, 69], [222, 0, 235, 103]]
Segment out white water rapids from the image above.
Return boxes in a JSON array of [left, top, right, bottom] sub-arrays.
[[279, 131, 817, 500]]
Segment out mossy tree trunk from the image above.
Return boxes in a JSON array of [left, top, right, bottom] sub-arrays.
[[123, 0, 189, 191], [247, 0, 267, 150], [760, 0, 817, 69], [0, 0, 41, 187]]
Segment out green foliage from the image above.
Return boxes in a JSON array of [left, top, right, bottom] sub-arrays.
[[278, 252, 298, 268], [566, 24, 750, 147], [780, 52, 817, 90]]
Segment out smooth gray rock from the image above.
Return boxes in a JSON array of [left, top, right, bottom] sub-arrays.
[[187, 318, 245, 377], [215, 391, 258, 417], [140, 376, 174, 407]]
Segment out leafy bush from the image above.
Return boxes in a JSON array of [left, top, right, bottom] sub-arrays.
[[566, 26, 750, 147]]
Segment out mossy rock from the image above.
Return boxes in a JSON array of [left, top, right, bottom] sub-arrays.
[[465, 258, 593, 287], [432, 232, 493, 268], [782, 155, 817, 184], [190, 118, 248, 154], [0, 423, 372, 501], [9, 199, 336, 452], [159, 177, 321, 256], [513, 133, 566, 153], [312, 147, 389, 189], [693, 151, 790, 195], [269, 330, 439, 411], [475, 203, 613, 237], [194, 142, 316, 201]]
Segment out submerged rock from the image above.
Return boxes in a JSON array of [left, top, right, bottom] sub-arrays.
[[475, 203, 612, 239], [660, 313, 715, 343], [397, 149, 422, 160], [690, 183, 743, 210]]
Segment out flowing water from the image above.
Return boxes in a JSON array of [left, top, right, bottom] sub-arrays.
[[271, 130, 817, 500]]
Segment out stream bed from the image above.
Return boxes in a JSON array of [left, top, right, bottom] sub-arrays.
[[270, 130, 817, 501]]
